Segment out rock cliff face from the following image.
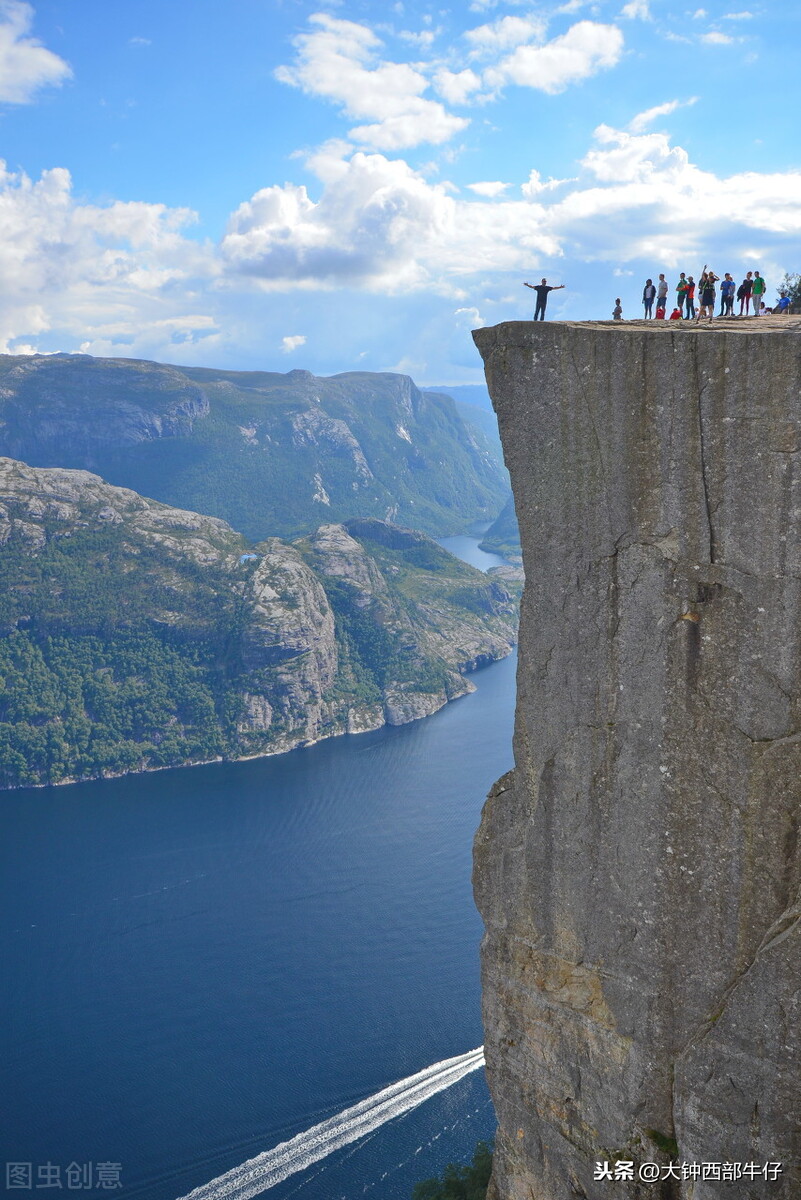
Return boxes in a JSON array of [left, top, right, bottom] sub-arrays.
[[472, 317, 801, 1200]]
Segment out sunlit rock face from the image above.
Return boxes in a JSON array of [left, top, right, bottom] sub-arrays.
[[472, 318, 801, 1200]]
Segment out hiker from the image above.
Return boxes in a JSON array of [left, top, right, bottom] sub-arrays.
[[656, 274, 669, 312], [613, 298, 623, 320], [524, 278, 565, 320], [642, 279, 656, 318], [669, 307, 682, 320], [720, 273, 735, 317], [696, 267, 719, 322], [751, 271, 766, 315], [676, 272, 689, 316], [737, 271, 753, 315], [776, 293, 791, 315], [685, 276, 696, 319]]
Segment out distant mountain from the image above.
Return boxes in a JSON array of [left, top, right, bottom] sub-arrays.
[[479, 493, 521, 561], [0, 355, 507, 541], [0, 458, 516, 789]]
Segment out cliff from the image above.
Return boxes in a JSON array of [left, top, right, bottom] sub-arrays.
[[472, 316, 801, 1200], [0, 458, 516, 788], [0, 355, 507, 540]]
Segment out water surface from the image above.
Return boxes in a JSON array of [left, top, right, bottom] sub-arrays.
[[2, 646, 516, 1200]]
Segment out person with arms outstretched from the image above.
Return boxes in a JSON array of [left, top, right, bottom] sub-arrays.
[[524, 278, 565, 320]]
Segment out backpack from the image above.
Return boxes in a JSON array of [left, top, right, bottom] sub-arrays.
[[737, 284, 746, 300]]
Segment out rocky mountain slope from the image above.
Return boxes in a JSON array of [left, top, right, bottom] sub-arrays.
[[0, 458, 516, 789], [0, 355, 507, 541], [473, 317, 801, 1199], [478, 493, 520, 561]]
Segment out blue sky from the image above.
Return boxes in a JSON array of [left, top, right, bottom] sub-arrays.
[[0, 0, 799, 382]]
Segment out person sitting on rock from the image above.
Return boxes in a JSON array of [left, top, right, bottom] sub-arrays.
[[669, 307, 682, 320], [776, 293, 791, 315]]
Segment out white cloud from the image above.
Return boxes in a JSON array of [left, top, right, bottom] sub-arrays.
[[621, 0, 651, 20], [722, 10, 753, 17], [454, 306, 485, 327], [281, 334, 307, 353], [467, 180, 510, 196], [691, 8, 707, 17], [700, 31, 735, 44], [275, 13, 467, 150], [0, 0, 71, 103], [129, 36, 152, 47], [0, 160, 217, 356], [484, 21, 624, 95], [464, 15, 546, 55], [220, 145, 560, 290], [432, 67, 483, 105], [628, 96, 697, 132]]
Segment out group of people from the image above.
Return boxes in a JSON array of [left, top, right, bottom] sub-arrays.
[[523, 274, 793, 323], [633, 269, 791, 322]]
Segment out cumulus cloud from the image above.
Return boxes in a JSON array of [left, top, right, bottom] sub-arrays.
[[275, 13, 467, 150], [0, 0, 71, 103], [0, 160, 218, 355], [464, 15, 546, 55], [220, 144, 560, 290], [484, 21, 624, 94], [219, 120, 801, 296], [281, 334, 307, 352], [432, 67, 483, 105]]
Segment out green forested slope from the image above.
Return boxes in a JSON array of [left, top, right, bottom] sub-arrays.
[[0, 356, 507, 541], [0, 459, 516, 789]]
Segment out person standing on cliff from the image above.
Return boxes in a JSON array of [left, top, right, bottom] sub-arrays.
[[720, 273, 735, 317], [676, 272, 689, 316], [751, 271, 766, 315], [685, 276, 696, 319], [524, 278, 565, 320], [737, 271, 753, 315], [656, 273, 669, 314], [642, 279, 656, 318], [696, 266, 719, 322]]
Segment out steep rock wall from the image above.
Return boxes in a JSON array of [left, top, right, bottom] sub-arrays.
[[472, 318, 801, 1200]]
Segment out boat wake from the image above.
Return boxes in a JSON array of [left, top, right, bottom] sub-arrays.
[[175, 1047, 485, 1200]]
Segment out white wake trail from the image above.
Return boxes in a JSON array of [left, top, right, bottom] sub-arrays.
[[176, 1047, 485, 1200]]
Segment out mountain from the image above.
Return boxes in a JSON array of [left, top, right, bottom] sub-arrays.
[[0, 355, 507, 541], [0, 458, 516, 789], [478, 492, 521, 560]]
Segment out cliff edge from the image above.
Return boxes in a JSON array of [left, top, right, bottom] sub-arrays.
[[472, 317, 801, 1199]]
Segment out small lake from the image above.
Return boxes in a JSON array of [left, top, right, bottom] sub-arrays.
[[2, 541, 517, 1200]]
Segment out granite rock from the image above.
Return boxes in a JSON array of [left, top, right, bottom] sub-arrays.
[[472, 317, 801, 1200]]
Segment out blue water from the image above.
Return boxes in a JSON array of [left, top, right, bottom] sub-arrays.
[[1, 642, 516, 1200], [436, 536, 506, 573]]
